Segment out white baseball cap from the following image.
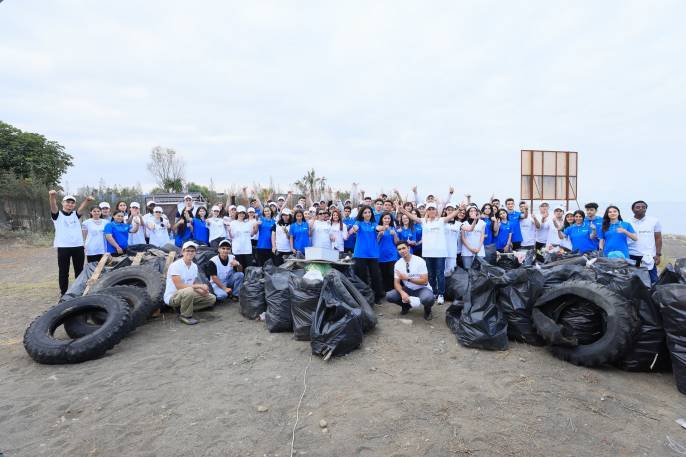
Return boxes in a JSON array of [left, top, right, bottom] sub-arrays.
[[277, 196, 286, 201], [236, 205, 247, 213], [426, 203, 437, 209], [153, 206, 164, 213], [554, 205, 566, 212], [218, 239, 231, 248], [182, 241, 198, 250], [281, 208, 292, 215], [99, 202, 110, 209], [211, 205, 220, 212], [309, 206, 317, 212], [130, 202, 140, 208], [539, 201, 550, 207], [62, 195, 76, 202], [146, 201, 156, 206], [247, 207, 256, 213], [183, 195, 193, 200], [228, 205, 237, 210]]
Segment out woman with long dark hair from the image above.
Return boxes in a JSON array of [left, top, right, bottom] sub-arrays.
[[556, 209, 596, 253], [271, 208, 292, 266], [82, 206, 107, 263], [289, 208, 311, 257], [480, 203, 497, 262], [377, 212, 400, 292], [599, 205, 637, 258], [104, 211, 140, 256], [396, 213, 416, 252], [411, 208, 423, 257], [493, 208, 513, 253], [461, 206, 486, 269], [192, 206, 210, 246], [115, 201, 129, 219], [349, 205, 384, 303], [329, 209, 348, 252], [253, 205, 275, 266], [174, 206, 194, 247], [147, 206, 172, 248]]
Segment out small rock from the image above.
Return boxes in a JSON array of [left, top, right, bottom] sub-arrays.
[[319, 419, 328, 428], [370, 367, 377, 372], [398, 318, 413, 325], [519, 357, 526, 362], [48, 375, 58, 381], [257, 405, 269, 412], [322, 427, 329, 434], [600, 396, 606, 401]]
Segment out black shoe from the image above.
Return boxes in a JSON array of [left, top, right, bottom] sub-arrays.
[[423, 308, 433, 321], [400, 304, 410, 315]]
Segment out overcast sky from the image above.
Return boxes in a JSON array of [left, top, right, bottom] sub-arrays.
[[2, 0, 685, 205]]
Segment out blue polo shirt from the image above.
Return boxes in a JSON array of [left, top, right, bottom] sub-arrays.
[[495, 220, 513, 250], [563, 224, 596, 253], [290, 221, 310, 253], [192, 218, 210, 244], [256, 216, 275, 249], [343, 216, 357, 250], [396, 227, 415, 252], [378, 228, 400, 263], [599, 221, 635, 258], [508, 211, 523, 243], [584, 217, 603, 249], [353, 221, 380, 259], [104, 221, 132, 253]]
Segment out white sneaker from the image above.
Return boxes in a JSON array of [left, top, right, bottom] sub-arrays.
[[436, 295, 444, 305]]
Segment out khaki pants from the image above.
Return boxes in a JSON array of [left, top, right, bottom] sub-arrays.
[[169, 287, 216, 317]]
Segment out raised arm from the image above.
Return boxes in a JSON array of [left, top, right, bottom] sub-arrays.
[[397, 202, 421, 224], [412, 185, 419, 206], [77, 196, 94, 216], [48, 190, 59, 214]]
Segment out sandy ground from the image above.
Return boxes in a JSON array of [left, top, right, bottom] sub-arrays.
[[1, 245, 686, 457]]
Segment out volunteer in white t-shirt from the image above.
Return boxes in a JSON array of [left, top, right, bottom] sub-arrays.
[[81, 206, 107, 263], [310, 208, 333, 248], [147, 206, 172, 247], [164, 241, 216, 325], [518, 201, 538, 249], [535, 202, 553, 249], [460, 206, 486, 269], [399, 200, 461, 305], [207, 239, 244, 301], [99, 201, 112, 222], [443, 202, 461, 276], [142, 201, 157, 242], [271, 208, 293, 266], [127, 202, 147, 246], [628, 200, 662, 284], [49, 190, 92, 295], [385, 241, 435, 320], [207, 205, 228, 247], [329, 209, 348, 251], [228, 206, 255, 269]]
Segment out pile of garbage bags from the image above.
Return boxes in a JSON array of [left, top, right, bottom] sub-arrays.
[[239, 261, 377, 358], [444, 252, 686, 394]]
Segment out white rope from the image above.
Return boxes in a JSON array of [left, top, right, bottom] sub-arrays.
[[290, 354, 313, 457]]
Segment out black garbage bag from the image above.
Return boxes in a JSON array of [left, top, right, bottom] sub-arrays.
[[193, 247, 218, 285], [340, 266, 375, 308], [654, 284, 686, 394], [310, 273, 364, 357], [330, 270, 377, 332], [239, 267, 266, 319], [126, 244, 157, 254], [455, 257, 509, 351], [496, 255, 519, 271], [264, 268, 293, 332], [61, 262, 100, 302], [499, 268, 545, 345], [557, 301, 604, 345], [445, 302, 463, 335], [520, 249, 537, 267], [540, 264, 594, 289], [657, 263, 686, 285], [290, 273, 324, 341], [445, 267, 469, 302]]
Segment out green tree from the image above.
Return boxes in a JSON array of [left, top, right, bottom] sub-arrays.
[[147, 146, 185, 192], [294, 169, 326, 201], [0, 121, 73, 187]]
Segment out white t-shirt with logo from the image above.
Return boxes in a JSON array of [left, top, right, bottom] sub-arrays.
[[628, 216, 662, 257], [164, 259, 198, 304], [444, 222, 460, 258], [274, 224, 292, 252], [207, 217, 227, 242], [394, 255, 432, 291], [535, 214, 552, 245], [421, 218, 448, 258], [329, 223, 348, 251], [82, 219, 107, 256], [53, 211, 84, 248], [311, 220, 332, 249], [148, 219, 171, 247], [460, 219, 486, 257], [229, 220, 254, 255]]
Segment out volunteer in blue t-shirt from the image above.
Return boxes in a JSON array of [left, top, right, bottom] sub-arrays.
[[104, 211, 141, 255], [289, 209, 311, 256], [598, 206, 637, 258], [349, 205, 384, 303], [253, 206, 276, 266], [505, 198, 524, 250], [377, 213, 400, 292], [493, 208, 513, 252], [396, 213, 416, 253], [481, 203, 497, 262], [343, 206, 357, 254], [411, 209, 423, 257], [583, 202, 603, 250], [558, 210, 597, 253], [192, 206, 210, 245]]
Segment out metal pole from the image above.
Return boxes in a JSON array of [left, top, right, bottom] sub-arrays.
[[530, 151, 534, 209], [565, 152, 570, 211]]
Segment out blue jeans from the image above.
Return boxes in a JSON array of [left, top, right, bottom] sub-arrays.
[[424, 257, 446, 296], [211, 271, 245, 299]]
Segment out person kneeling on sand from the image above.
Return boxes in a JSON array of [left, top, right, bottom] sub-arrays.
[[385, 241, 435, 321], [164, 241, 216, 325], [207, 239, 244, 302]]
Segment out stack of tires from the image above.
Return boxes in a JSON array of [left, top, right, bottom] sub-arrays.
[[24, 266, 164, 364]]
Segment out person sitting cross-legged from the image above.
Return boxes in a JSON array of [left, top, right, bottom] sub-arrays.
[[385, 241, 435, 320], [207, 239, 244, 302], [164, 241, 216, 325]]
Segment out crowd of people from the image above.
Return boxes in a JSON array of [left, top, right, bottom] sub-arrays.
[[49, 186, 663, 324]]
